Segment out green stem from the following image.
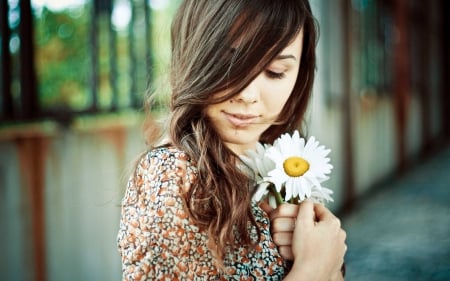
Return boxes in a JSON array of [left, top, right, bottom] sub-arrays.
[[270, 185, 284, 206]]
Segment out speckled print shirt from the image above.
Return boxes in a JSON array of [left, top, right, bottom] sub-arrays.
[[117, 146, 288, 280]]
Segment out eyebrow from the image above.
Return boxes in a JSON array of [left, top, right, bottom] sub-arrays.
[[275, 54, 297, 61]]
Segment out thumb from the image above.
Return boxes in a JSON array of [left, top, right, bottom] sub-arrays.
[[297, 200, 315, 227]]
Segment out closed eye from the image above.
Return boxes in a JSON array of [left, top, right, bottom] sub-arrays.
[[266, 70, 285, 79]]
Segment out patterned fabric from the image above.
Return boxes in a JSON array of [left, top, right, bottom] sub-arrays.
[[117, 146, 288, 280]]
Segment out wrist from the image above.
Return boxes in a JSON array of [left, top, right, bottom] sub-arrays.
[[284, 260, 326, 281]]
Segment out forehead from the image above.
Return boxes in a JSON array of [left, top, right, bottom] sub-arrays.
[[278, 29, 304, 58]]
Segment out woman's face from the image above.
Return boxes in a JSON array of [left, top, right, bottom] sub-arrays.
[[204, 30, 304, 155]]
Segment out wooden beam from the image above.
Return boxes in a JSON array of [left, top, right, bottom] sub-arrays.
[[442, 0, 450, 139], [342, 0, 356, 211], [0, 0, 13, 119], [18, 0, 39, 119], [16, 136, 49, 281], [393, 0, 410, 173]]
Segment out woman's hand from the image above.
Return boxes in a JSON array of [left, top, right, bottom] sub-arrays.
[[261, 202, 298, 260], [262, 200, 347, 281]]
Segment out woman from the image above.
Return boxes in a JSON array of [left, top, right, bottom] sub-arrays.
[[118, 0, 347, 280]]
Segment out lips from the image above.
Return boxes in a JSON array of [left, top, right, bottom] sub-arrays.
[[223, 112, 258, 127]]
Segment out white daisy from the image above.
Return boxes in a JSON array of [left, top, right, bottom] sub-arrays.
[[240, 142, 276, 203], [265, 131, 333, 203], [240, 142, 274, 181]]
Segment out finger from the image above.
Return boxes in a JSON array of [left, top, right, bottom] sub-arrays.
[[330, 268, 345, 281], [272, 232, 293, 246], [313, 202, 335, 222], [277, 246, 294, 261], [269, 203, 299, 221], [296, 200, 315, 227], [271, 217, 296, 232], [259, 200, 274, 215], [341, 229, 347, 243]]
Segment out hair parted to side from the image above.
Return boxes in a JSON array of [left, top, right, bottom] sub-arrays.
[[157, 0, 318, 262]]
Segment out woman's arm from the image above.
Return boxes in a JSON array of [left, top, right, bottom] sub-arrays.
[[117, 150, 204, 280]]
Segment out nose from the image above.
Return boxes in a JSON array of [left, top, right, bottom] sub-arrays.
[[233, 80, 259, 104]]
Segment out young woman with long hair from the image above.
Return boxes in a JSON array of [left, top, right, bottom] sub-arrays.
[[118, 0, 347, 280]]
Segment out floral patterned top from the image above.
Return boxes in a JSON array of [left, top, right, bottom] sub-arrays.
[[117, 146, 288, 280]]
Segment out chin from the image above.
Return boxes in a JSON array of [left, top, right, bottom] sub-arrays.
[[222, 131, 260, 152]]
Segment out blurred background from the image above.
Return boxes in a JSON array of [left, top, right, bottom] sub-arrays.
[[0, 0, 448, 280]]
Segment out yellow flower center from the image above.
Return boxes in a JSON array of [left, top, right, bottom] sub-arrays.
[[283, 156, 310, 177]]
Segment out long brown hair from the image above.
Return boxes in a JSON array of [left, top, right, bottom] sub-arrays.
[[154, 0, 318, 261]]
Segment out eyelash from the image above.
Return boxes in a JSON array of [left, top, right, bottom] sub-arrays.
[[266, 70, 285, 79]]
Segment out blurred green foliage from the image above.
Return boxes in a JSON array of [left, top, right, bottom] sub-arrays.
[[35, 6, 90, 110], [33, 0, 180, 112]]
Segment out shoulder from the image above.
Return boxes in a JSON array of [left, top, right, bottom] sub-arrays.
[[118, 147, 215, 279], [139, 146, 195, 177], [120, 146, 199, 236], [143, 146, 196, 182], [124, 146, 197, 204]]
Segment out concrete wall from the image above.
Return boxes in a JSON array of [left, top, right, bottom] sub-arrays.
[[309, 0, 445, 211], [0, 115, 146, 281]]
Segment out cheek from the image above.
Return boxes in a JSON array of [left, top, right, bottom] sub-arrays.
[[203, 104, 218, 122], [270, 95, 290, 113], [266, 81, 296, 114]]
